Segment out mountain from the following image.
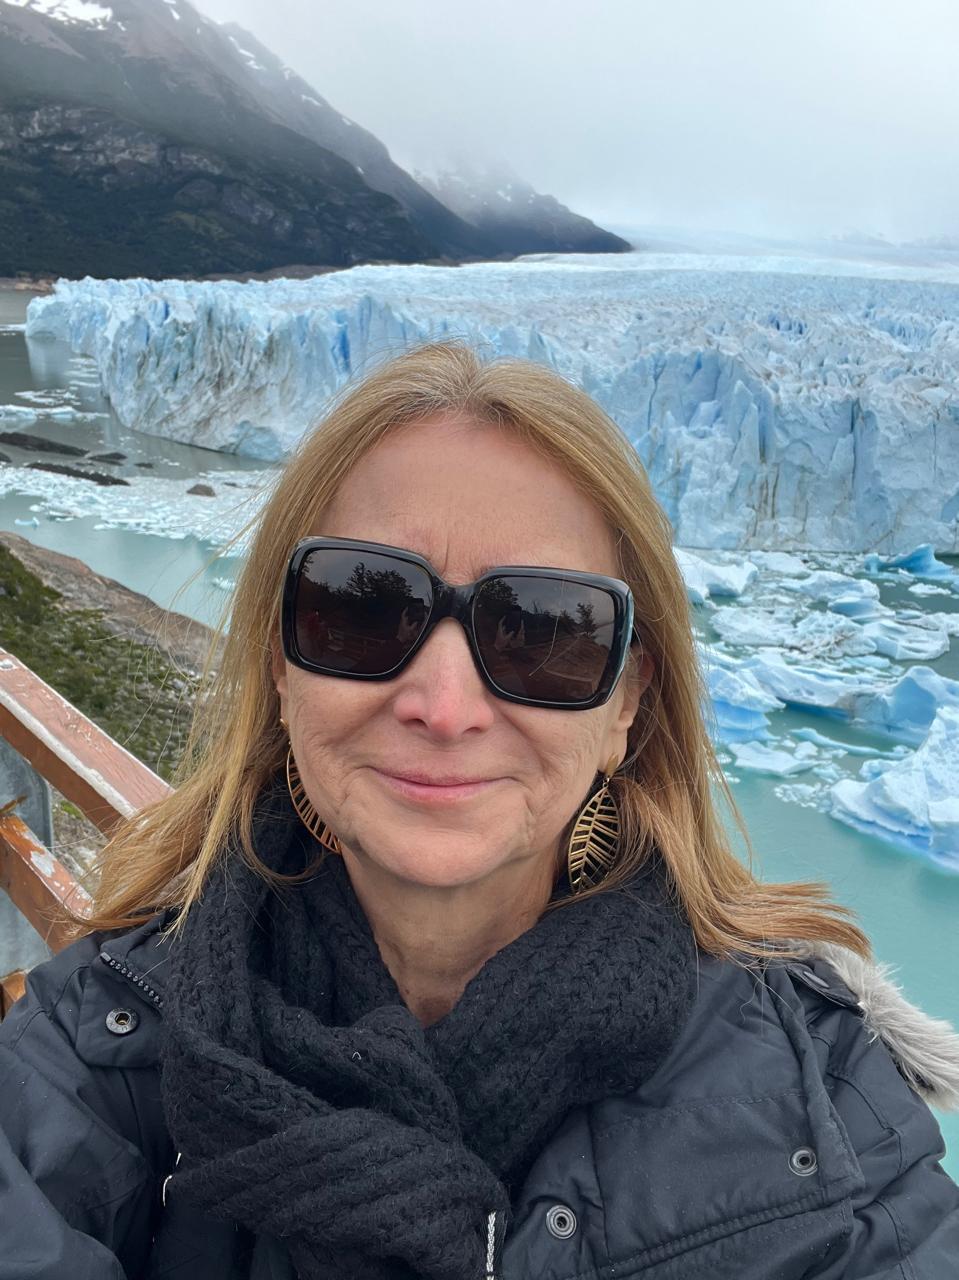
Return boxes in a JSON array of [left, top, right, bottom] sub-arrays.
[[0, 0, 629, 277], [210, 23, 491, 261], [416, 157, 630, 255], [0, 0, 436, 276]]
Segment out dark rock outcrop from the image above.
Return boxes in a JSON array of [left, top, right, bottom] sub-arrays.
[[0, 430, 87, 456]]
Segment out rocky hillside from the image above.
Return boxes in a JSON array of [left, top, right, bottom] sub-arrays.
[[0, 0, 629, 276], [417, 157, 630, 255]]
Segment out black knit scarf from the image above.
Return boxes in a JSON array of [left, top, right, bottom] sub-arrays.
[[159, 779, 697, 1280]]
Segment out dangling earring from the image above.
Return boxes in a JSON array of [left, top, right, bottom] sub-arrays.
[[566, 753, 621, 892], [284, 743, 343, 855]]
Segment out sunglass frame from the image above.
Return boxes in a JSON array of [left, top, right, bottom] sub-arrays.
[[281, 536, 641, 711]]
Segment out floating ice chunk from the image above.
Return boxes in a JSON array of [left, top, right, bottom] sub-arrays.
[[829, 705, 959, 870], [847, 665, 959, 745], [791, 726, 899, 758], [745, 653, 959, 746], [729, 738, 819, 776], [791, 612, 879, 658], [784, 570, 881, 605], [828, 594, 885, 621], [14, 517, 40, 527], [703, 659, 783, 744], [895, 609, 959, 639], [774, 782, 824, 809], [864, 543, 955, 579], [45, 407, 108, 422], [747, 550, 808, 576], [712, 606, 795, 647], [0, 405, 38, 423], [860, 617, 950, 661], [674, 548, 758, 603], [908, 582, 952, 597], [713, 605, 877, 658], [742, 648, 873, 716], [14, 390, 75, 407]]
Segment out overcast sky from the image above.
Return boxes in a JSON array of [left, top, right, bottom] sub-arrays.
[[196, 0, 958, 242]]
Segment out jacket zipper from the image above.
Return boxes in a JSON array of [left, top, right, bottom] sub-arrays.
[[98, 949, 165, 1011], [485, 1209, 501, 1279]]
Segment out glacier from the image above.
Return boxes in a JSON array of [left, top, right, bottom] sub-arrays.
[[25, 249, 959, 553]]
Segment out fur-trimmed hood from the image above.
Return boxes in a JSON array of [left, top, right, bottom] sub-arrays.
[[795, 940, 959, 1113]]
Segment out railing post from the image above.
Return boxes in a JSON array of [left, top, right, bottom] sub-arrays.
[[0, 647, 172, 1014], [0, 736, 55, 974]]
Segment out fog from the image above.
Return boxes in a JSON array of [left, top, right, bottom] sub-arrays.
[[195, 0, 959, 242]]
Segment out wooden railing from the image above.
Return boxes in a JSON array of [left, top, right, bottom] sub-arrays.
[[0, 647, 171, 1014]]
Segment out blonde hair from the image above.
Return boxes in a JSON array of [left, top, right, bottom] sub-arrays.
[[78, 341, 868, 960]]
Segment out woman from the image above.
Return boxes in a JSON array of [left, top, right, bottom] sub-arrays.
[[1, 342, 958, 1280]]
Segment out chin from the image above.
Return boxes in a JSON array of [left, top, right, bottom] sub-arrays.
[[349, 828, 511, 890]]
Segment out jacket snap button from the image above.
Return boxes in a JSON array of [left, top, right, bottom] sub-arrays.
[[789, 1146, 818, 1176], [545, 1204, 577, 1239], [105, 1008, 139, 1035]]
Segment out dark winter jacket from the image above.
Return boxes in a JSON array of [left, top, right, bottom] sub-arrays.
[[1, 911, 958, 1279]]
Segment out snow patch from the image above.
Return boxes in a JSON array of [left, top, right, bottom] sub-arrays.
[[1, 0, 112, 25]]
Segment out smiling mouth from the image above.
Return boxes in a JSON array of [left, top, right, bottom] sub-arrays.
[[373, 769, 501, 804]]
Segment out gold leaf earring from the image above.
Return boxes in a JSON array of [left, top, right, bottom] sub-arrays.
[[567, 753, 621, 892], [285, 744, 343, 855]]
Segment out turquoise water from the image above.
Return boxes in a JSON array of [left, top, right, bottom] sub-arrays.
[[724, 769, 959, 1175], [2, 290, 957, 1176]]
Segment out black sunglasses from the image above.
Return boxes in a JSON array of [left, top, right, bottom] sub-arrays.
[[281, 537, 641, 711]]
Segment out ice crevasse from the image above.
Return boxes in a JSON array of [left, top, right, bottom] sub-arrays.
[[25, 258, 959, 553]]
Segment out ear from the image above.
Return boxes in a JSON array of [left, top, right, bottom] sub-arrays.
[[614, 650, 654, 734], [270, 632, 289, 715]]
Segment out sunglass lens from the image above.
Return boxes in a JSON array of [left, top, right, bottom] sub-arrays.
[[293, 549, 432, 675], [473, 576, 618, 704]]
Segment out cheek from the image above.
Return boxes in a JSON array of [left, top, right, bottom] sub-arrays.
[[283, 671, 382, 792], [520, 711, 611, 802]]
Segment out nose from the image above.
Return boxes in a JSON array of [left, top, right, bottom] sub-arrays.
[[390, 618, 496, 739]]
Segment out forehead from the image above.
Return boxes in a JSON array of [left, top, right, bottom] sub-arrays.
[[315, 415, 619, 579]]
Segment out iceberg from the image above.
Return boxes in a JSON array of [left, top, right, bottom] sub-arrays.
[[25, 256, 959, 552], [701, 652, 784, 743], [863, 543, 957, 580], [782, 570, 881, 605], [828, 594, 885, 621], [829, 706, 959, 871], [674, 548, 758, 603], [712, 605, 880, 658], [728, 738, 820, 776], [746, 550, 809, 576], [846, 665, 959, 745], [0, 405, 39, 423], [739, 650, 959, 746], [859, 617, 950, 661]]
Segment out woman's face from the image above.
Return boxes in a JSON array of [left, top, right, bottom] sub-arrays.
[[272, 413, 653, 891]]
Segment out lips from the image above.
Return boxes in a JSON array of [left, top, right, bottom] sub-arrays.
[[373, 768, 501, 805], [386, 770, 492, 786]]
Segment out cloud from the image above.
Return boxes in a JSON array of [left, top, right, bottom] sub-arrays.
[[195, 0, 959, 240]]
